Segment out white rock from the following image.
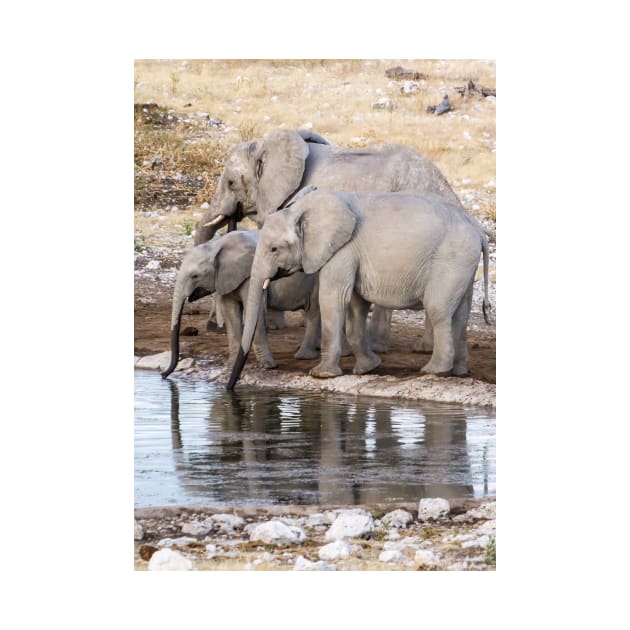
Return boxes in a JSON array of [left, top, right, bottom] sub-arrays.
[[386, 529, 401, 541], [477, 520, 496, 535], [379, 550, 403, 563], [382, 509, 413, 529], [415, 549, 437, 567], [146, 260, 161, 270], [372, 97, 393, 111], [270, 95, 278, 102], [305, 513, 328, 527], [134, 520, 144, 541], [302, 122, 313, 129], [200, 201, 210, 209], [181, 521, 211, 537], [208, 514, 245, 533], [293, 555, 335, 571], [249, 520, 306, 546], [462, 535, 490, 549], [205, 544, 217, 558], [418, 498, 450, 521], [148, 548, 193, 571], [318, 539, 352, 561], [401, 81, 420, 94], [325, 510, 375, 541], [135, 352, 194, 372]]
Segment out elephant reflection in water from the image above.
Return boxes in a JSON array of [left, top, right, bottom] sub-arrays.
[[168, 381, 479, 505]]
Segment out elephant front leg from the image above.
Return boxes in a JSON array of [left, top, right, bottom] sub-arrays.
[[368, 306, 392, 353], [309, 286, 350, 379], [222, 298, 244, 369], [266, 309, 288, 330], [294, 306, 321, 360], [347, 293, 382, 375]]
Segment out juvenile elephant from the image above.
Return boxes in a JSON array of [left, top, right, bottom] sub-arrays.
[[194, 128, 467, 351], [227, 189, 490, 390], [161, 230, 320, 379]]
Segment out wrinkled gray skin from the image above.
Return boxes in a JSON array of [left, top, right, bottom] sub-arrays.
[[229, 189, 490, 388], [194, 129, 466, 351], [162, 230, 320, 379]]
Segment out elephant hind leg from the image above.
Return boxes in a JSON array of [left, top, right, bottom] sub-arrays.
[[451, 282, 474, 376], [413, 313, 434, 353], [368, 306, 392, 353], [347, 292, 382, 375]]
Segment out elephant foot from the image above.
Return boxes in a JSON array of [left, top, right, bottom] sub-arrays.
[[294, 346, 318, 360], [370, 340, 389, 353], [412, 339, 433, 353], [257, 358, 278, 369], [421, 357, 453, 376], [451, 360, 469, 377], [353, 353, 382, 375], [310, 362, 343, 379]]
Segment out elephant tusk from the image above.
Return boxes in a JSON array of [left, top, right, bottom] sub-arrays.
[[204, 214, 226, 227], [262, 278, 270, 290]]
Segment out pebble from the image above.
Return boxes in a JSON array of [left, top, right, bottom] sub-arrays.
[[382, 508, 413, 529], [418, 498, 450, 521], [318, 540, 352, 561], [182, 521, 212, 537], [207, 514, 245, 533], [293, 555, 335, 571], [461, 535, 490, 549], [134, 520, 144, 541], [415, 549, 438, 567], [249, 520, 306, 546], [205, 544, 217, 558], [379, 550, 403, 563], [148, 548, 193, 571], [325, 510, 375, 541]]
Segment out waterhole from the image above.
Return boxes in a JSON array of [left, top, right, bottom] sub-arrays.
[[135, 370, 496, 507]]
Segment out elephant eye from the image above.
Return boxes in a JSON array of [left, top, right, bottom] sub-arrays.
[[227, 179, 235, 189], [271, 246, 277, 253], [256, 159, 264, 180]]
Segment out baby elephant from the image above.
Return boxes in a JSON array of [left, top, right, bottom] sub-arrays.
[[161, 230, 320, 378], [228, 189, 490, 389]]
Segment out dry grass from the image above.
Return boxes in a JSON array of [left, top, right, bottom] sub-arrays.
[[134, 59, 496, 240]]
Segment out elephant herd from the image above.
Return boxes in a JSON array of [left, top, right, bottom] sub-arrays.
[[161, 129, 491, 389]]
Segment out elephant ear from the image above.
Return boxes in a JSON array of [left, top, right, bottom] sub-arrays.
[[296, 191, 358, 274], [254, 130, 309, 223], [214, 233, 256, 295]]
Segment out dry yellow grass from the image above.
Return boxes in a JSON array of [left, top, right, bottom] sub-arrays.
[[134, 59, 495, 243]]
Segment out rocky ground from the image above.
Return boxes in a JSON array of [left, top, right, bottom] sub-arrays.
[[134, 498, 496, 571]]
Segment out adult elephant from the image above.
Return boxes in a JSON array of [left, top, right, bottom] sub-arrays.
[[227, 188, 491, 390], [194, 128, 466, 351]]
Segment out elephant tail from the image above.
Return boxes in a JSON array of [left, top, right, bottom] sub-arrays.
[[481, 234, 492, 325]]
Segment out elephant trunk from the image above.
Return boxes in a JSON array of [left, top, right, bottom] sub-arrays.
[[162, 278, 188, 379], [194, 198, 242, 245], [225, 269, 271, 390]]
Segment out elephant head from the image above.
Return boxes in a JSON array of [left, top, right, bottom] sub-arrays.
[[162, 231, 257, 378], [194, 130, 329, 245], [226, 189, 356, 389]]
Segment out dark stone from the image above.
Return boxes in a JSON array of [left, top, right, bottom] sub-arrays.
[[181, 326, 199, 336], [385, 66, 427, 81], [139, 544, 158, 561]]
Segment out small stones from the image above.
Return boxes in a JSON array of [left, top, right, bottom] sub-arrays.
[[379, 549, 403, 563], [318, 539, 352, 561], [181, 521, 211, 537], [209, 513, 246, 533], [205, 544, 217, 559], [157, 536, 197, 547], [325, 510, 375, 541], [400, 81, 420, 95], [293, 555, 335, 571], [134, 519, 144, 541], [382, 509, 413, 529], [414, 549, 438, 568], [418, 498, 450, 522], [372, 97, 393, 111], [249, 520, 306, 546], [148, 548, 193, 571], [145, 260, 161, 271]]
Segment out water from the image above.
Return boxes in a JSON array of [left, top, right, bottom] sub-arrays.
[[135, 370, 496, 508]]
